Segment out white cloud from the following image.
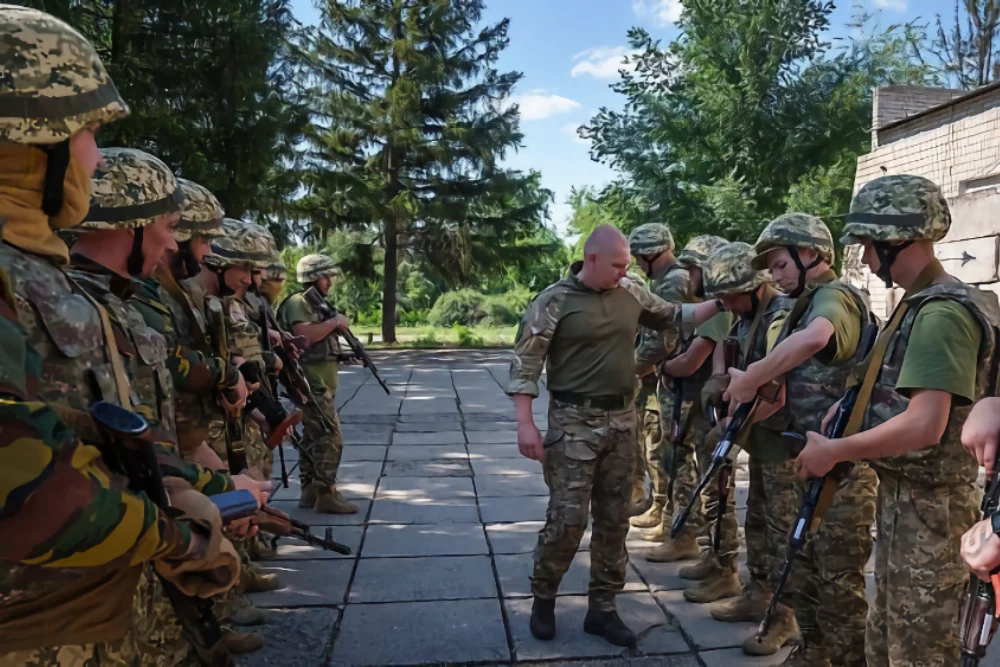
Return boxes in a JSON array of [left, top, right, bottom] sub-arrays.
[[509, 90, 581, 121], [560, 122, 589, 145], [632, 0, 683, 26], [873, 0, 908, 10], [571, 46, 639, 80]]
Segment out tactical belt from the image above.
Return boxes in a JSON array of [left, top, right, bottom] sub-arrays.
[[550, 390, 629, 410]]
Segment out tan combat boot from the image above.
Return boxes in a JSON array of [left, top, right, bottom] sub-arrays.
[[710, 579, 770, 623], [629, 502, 663, 529], [299, 482, 320, 509], [222, 629, 264, 654], [629, 482, 652, 517], [315, 486, 359, 514], [741, 605, 800, 656], [644, 533, 699, 562], [229, 606, 269, 627], [682, 566, 740, 603], [241, 566, 283, 593], [678, 548, 716, 580], [640, 521, 668, 542]]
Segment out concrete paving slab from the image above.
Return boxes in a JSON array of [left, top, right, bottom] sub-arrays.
[[469, 443, 523, 458], [339, 413, 397, 425], [392, 430, 466, 445], [267, 499, 371, 526], [699, 647, 793, 667], [239, 607, 338, 667], [340, 426, 393, 445], [396, 413, 464, 424], [507, 592, 686, 661], [471, 457, 543, 476], [331, 599, 509, 666], [465, 419, 517, 430], [350, 555, 497, 602], [476, 474, 549, 497], [361, 523, 489, 557], [655, 590, 759, 650], [335, 461, 384, 499], [376, 475, 476, 500], [518, 658, 700, 667], [386, 444, 469, 460], [383, 459, 472, 477], [629, 555, 697, 592], [269, 526, 363, 560], [466, 430, 519, 444], [369, 498, 481, 524], [480, 495, 548, 523], [250, 559, 353, 607], [393, 421, 464, 432], [340, 445, 388, 462], [495, 551, 646, 598], [487, 522, 592, 554], [400, 397, 459, 414]]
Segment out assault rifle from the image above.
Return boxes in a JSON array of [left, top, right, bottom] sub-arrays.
[[756, 323, 879, 642], [90, 401, 235, 667], [958, 457, 1000, 665], [219, 502, 352, 555], [302, 285, 390, 395]]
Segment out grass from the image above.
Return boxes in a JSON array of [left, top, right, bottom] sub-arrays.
[[351, 324, 518, 348]]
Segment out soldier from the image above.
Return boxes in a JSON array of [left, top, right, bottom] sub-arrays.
[[509, 225, 725, 647], [259, 260, 288, 307], [796, 175, 1000, 667], [722, 213, 876, 666], [277, 254, 357, 514], [0, 6, 238, 664]]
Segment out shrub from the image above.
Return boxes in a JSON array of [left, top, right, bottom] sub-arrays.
[[415, 330, 441, 346], [428, 289, 486, 327], [454, 324, 485, 347]]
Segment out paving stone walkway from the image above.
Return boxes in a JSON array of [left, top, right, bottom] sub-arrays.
[[241, 349, 988, 667]]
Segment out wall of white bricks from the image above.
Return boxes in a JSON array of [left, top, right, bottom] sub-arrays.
[[871, 86, 966, 148]]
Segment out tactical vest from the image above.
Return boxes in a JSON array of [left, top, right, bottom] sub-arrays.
[[206, 294, 264, 365], [278, 291, 342, 364], [776, 278, 871, 435], [735, 288, 793, 435], [864, 281, 1000, 486]]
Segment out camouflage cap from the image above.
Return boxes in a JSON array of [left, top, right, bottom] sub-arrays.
[[704, 242, 770, 297], [297, 253, 338, 283], [80, 147, 183, 230], [175, 178, 224, 243], [842, 175, 951, 245], [676, 235, 729, 270], [751, 212, 834, 270], [628, 223, 675, 256], [203, 219, 276, 270], [0, 5, 129, 144]]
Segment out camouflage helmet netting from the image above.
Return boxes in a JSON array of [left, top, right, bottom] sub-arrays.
[[79, 147, 182, 230], [0, 5, 129, 144], [842, 175, 951, 245], [175, 178, 224, 243], [705, 242, 770, 297], [297, 254, 338, 283], [677, 235, 729, 270], [203, 219, 276, 270], [628, 223, 675, 256], [751, 212, 835, 271]]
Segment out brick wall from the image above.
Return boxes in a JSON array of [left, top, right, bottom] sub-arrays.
[[872, 86, 966, 148]]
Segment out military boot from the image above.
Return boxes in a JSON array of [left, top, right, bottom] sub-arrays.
[[229, 606, 269, 627], [629, 502, 662, 529], [741, 606, 799, 656], [241, 569, 282, 593], [679, 549, 717, 580], [710, 579, 770, 623], [298, 482, 320, 509], [639, 521, 667, 542], [779, 642, 830, 667], [529, 597, 556, 640], [644, 534, 699, 562], [682, 567, 740, 603], [629, 482, 652, 517], [315, 486, 359, 514], [222, 629, 264, 654], [583, 603, 637, 649]]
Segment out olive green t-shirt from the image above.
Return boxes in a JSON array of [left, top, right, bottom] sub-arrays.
[[896, 300, 981, 406], [696, 312, 732, 344], [279, 294, 339, 392], [799, 285, 862, 365]]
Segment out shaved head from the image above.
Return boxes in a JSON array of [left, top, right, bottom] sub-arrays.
[[579, 225, 631, 290]]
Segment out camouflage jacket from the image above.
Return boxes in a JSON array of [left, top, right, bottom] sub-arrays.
[[508, 264, 696, 398], [0, 246, 191, 651], [776, 272, 871, 435], [635, 262, 692, 367], [864, 281, 1000, 486]]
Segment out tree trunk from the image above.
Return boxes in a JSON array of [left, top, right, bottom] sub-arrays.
[[381, 214, 398, 344]]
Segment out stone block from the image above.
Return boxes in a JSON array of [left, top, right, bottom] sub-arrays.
[[361, 523, 489, 557], [239, 608, 338, 667], [267, 499, 370, 526], [480, 496, 548, 523], [350, 555, 497, 602], [383, 459, 472, 477], [386, 444, 469, 460], [495, 551, 646, 598], [250, 559, 353, 607], [466, 430, 519, 444], [392, 431, 466, 446], [487, 522, 592, 554], [369, 498, 481, 524], [376, 475, 476, 500], [471, 457, 543, 476], [655, 589, 758, 650], [269, 526, 363, 560], [341, 445, 388, 462], [476, 474, 549, 498]]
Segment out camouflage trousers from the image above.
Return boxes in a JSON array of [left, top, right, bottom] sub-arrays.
[[635, 408, 666, 505], [759, 458, 876, 667], [660, 397, 708, 539], [866, 471, 979, 667], [130, 566, 199, 667], [206, 417, 270, 479], [696, 422, 740, 568], [0, 644, 119, 667], [296, 387, 343, 488], [532, 400, 636, 610]]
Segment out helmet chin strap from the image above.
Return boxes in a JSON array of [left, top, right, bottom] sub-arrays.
[[787, 247, 822, 297], [872, 241, 912, 288], [126, 226, 146, 276], [641, 252, 664, 279], [41, 140, 71, 216], [174, 241, 202, 278], [748, 285, 761, 317]]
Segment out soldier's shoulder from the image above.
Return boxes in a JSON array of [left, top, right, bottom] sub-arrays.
[[653, 266, 691, 298]]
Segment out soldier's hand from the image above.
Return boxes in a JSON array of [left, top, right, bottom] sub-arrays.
[[518, 422, 544, 461], [962, 397, 1000, 474], [793, 432, 838, 479], [820, 399, 841, 434], [961, 518, 1000, 582], [221, 372, 249, 416], [724, 368, 758, 405], [332, 314, 350, 331], [269, 329, 282, 347], [227, 516, 259, 538], [233, 475, 272, 507]]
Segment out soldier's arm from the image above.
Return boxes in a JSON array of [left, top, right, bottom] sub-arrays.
[[661, 337, 716, 378], [622, 279, 721, 336], [635, 275, 690, 370], [506, 287, 561, 398], [167, 343, 237, 395]]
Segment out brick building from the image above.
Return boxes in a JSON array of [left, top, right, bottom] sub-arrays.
[[848, 84, 1000, 318]]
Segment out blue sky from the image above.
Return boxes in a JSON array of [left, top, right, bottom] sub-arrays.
[[290, 0, 947, 236]]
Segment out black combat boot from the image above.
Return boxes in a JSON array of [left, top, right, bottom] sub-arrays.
[[583, 604, 637, 648], [529, 596, 556, 640]]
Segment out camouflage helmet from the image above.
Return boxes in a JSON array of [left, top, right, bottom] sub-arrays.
[[750, 213, 834, 270], [842, 175, 951, 245], [79, 148, 183, 230], [263, 259, 287, 282], [203, 219, 276, 270], [0, 5, 129, 144], [704, 242, 770, 297], [297, 254, 338, 283], [628, 223, 675, 256], [677, 235, 729, 270], [175, 178, 224, 243]]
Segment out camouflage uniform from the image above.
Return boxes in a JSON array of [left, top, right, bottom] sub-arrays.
[[841, 175, 1000, 667], [0, 8, 195, 664], [277, 254, 346, 503], [508, 264, 698, 610], [748, 214, 878, 666]]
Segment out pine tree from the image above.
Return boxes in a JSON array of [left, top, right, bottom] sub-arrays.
[[296, 0, 547, 343]]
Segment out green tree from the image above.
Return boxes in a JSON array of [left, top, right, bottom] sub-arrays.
[[295, 0, 548, 343]]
